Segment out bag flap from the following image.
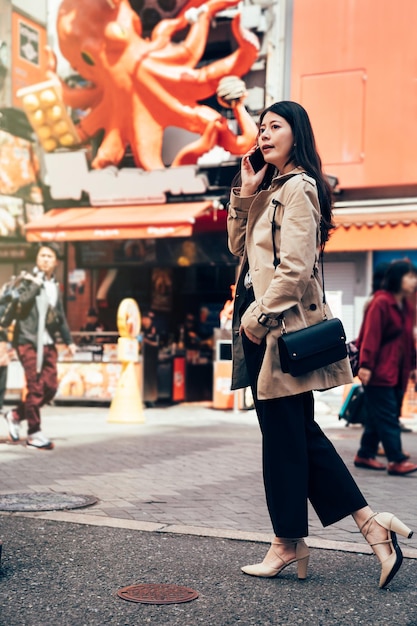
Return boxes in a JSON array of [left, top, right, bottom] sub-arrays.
[[279, 318, 346, 361]]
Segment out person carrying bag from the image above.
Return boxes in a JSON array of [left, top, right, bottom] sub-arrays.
[[227, 100, 413, 590]]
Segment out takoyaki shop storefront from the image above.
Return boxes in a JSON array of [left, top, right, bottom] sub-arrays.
[[25, 183, 239, 405]]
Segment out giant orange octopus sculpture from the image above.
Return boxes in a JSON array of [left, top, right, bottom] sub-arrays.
[[51, 0, 260, 170]]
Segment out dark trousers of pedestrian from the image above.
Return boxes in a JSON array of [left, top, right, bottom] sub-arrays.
[[15, 344, 58, 435], [358, 385, 406, 464], [0, 365, 7, 409], [242, 332, 367, 538]]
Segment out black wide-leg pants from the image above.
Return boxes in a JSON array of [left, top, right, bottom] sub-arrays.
[[242, 333, 367, 537]]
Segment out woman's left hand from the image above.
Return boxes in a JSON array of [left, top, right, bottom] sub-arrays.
[[240, 325, 262, 345], [358, 367, 372, 386]]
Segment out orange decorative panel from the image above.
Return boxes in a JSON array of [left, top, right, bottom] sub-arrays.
[[291, 0, 417, 188], [300, 70, 366, 165]]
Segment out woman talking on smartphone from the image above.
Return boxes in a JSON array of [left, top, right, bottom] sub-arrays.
[[227, 100, 413, 589]]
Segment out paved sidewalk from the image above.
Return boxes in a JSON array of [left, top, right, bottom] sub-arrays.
[[1, 391, 417, 555]]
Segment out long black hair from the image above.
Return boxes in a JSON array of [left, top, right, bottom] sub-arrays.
[[258, 101, 334, 245], [383, 259, 417, 294]]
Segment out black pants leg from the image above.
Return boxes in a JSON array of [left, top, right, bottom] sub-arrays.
[[242, 332, 367, 537], [358, 385, 406, 463], [0, 365, 7, 409]]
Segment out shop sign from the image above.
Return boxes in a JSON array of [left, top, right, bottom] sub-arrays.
[[11, 13, 47, 107], [44, 151, 208, 205], [18, 20, 39, 65], [0, 195, 25, 238], [76, 234, 237, 268], [0, 130, 39, 196], [0, 244, 29, 260]]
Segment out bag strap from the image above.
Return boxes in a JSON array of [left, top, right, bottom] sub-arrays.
[[319, 247, 327, 307], [271, 199, 280, 268]]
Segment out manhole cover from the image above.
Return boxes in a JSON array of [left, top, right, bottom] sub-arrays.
[[117, 583, 199, 605], [0, 493, 98, 511]]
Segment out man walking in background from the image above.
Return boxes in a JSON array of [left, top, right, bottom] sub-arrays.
[[3, 243, 76, 450]]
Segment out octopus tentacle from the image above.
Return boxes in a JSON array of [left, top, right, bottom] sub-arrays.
[[76, 98, 112, 140], [92, 126, 126, 169], [143, 14, 258, 102], [171, 100, 257, 164], [171, 119, 220, 166], [216, 102, 257, 152], [150, 0, 240, 66], [134, 67, 220, 130], [192, 14, 259, 94], [128, 101, 165, 170]]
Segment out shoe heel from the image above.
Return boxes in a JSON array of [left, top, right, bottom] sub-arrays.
[[378, 512, 413, 539], [297, 555, 309, 580], [390, 516, 413, 539]]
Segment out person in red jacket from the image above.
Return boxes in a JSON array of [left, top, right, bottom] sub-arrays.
[[354, 259, 417, 475]]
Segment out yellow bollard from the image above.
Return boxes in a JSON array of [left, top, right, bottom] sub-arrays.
[[108, 298, 145, 424]]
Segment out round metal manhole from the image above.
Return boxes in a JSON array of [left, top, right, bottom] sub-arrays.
[[0, 492, 98, 512], [117, 583, 199, 605]]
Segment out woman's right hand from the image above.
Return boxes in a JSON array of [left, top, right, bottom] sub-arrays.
[[240, 147, 268, 196], [240, 325, 262, 345]]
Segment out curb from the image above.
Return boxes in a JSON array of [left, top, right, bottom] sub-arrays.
[[2, 510, 417, 560]]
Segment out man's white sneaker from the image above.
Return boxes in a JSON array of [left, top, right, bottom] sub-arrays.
[[26, 431, 54, 450], [4, 410, 20, 441]]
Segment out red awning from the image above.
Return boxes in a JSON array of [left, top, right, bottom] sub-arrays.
[[327, 204, 417, 252], [25, 202, 214, 242]]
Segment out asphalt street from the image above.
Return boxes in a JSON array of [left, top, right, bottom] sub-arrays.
[[1, 390, 417, 625]]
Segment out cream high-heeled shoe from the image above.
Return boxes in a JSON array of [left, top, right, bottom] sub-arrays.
[[241, 538, 309, 580], [360, 512, 413, 589]]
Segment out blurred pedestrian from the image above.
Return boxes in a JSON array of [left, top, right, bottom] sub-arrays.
[[80, 307, 107, 345], [141, 311, 158, 407], [0, 329, 9, 415], [197, 306, 214, 349], [220, 284, 236, 330], [141, 311, 158, 348], [3, 243, 76, 449], [354, 259, 417, 475], [183, 313, 200, 349], [0, 280, 13, 416], [227, 100, 413, 589]]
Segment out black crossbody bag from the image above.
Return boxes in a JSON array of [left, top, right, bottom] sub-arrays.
[[270, 201, 347, 377]]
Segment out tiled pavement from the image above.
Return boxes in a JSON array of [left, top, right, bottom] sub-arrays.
[[1, 390, 417, 558]]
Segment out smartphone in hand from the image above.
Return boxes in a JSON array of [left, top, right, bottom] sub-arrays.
[[248, 148, 266, 173]]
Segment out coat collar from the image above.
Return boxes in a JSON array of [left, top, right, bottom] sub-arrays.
[[271, 166, 305, 184]]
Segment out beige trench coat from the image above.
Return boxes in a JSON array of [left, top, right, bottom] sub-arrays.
[[227, 168, 353, 400]]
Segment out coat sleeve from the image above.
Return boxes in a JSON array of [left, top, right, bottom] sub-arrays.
[[359, 298, 385, 371], [227, 188, 256, 257], [56, 295, 73, 346]]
